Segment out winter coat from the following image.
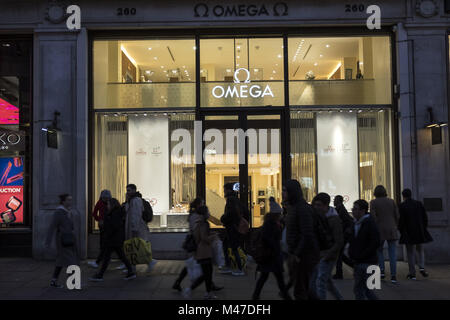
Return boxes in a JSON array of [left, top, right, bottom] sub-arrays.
[[335, 204, 355, 241], [398, 199, 433, 245], [103, 205, 126, 247], [370, 197, 399, 241], [45, 206, 80, 267], [92, 199, 106, 222], [348, 214, 381, 265], [320, 207, 344, 262], [124, 193, 151, 242], [193, 219, 213, 261], [258, 219, 284, 273], [220, 194, 241, 248]]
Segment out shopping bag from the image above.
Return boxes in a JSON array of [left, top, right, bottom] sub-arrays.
[[123, 237, 152, 265], [185, 256, 203, 283], [227, 247, 247, 269], [211, 238, 225, 267]]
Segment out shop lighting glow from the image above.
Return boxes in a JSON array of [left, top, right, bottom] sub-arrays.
[[120, 46, 137, 66], [327, 62, 342, 79]]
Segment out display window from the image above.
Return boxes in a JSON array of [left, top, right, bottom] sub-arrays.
[[0, 38, 31, 228]]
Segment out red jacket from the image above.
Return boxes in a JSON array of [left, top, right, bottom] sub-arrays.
[[92, 200, 106, 222]]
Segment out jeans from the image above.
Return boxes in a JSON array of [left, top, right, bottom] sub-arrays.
[[98, 245, 133, 277], [335, 241, 354, 276], [406, 244, 425, 276], [377, 240, 397, 277], [353, 264, 379, 300], [253, 270, 290, 300], [310, 259, 344, 300], [191, 258, 213, 293]]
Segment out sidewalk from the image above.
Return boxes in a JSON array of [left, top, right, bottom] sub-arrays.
[[1, 258, 449, 300]]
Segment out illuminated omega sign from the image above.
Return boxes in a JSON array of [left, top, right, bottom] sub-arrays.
[[211, 68, 274, 99]]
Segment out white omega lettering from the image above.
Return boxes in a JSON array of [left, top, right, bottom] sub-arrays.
[[212, 86, 225, 98], [249, 85, 261, 98], [225, 86, 239, 98], [262, 85, 274, 97], [240, 85, 248, 98]]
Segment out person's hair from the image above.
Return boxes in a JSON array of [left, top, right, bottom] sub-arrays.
[[334, 195, 344, 204], [269, 196, 275, 203], [224, 183, 234, 192], [354, 199, 369, 213], [196, 205, 209, 217], [373, 185, 387, 198], [402, 188, 412, 198], [109, 198, 120, 210], [312, 192, 331, 206], [126, 184, 137, 192], [188, 197, 204, 218], [284, 179, 304, 204], [59, 194, 70, 204]]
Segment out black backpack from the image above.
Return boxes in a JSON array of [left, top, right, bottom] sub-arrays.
[[142, 199, 154, 223], [313, 210, 334, 251]]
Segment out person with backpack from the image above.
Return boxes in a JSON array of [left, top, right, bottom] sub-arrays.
[[88, 198, 136, 281], [310, 193, 344, 300], [348, 199, 380, 300], [123, 184, 157, 273], [333, 195, 355, 279], [283, 179, 320, 300], [220, 183, 245, 276], [251, 201, 292, 300], [183, 205, 219, 300], [88, 190, 111, 269], [173, 198, 224, 292]]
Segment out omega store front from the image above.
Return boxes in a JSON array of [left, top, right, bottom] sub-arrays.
[[91, 28, 397, 239]]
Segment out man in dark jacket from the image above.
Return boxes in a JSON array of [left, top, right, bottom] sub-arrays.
[[333, 195, 355, 279], [398, 188, 433, 280], [348, 199, 380, 300], [220, 183, 244, 276], [89, 198, 136, 281], [283, 179, 320, 300]]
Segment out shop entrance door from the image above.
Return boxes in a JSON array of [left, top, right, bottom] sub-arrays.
[[203, 113, 282, 228]]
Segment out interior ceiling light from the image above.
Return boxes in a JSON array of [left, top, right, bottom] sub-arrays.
[[237, 56, 240, 59], [161, 66, 164, 68], [154, 57, 158, 60], [314, 62, 318, 66], [145, 70, 151, 74], [193, 46, 196, 50], [148, 47, 152, 50], [320, 54, 323, 58], [326, 44, 330, 48], [237, 46, 241, 49], [277, 54, 282, 58]]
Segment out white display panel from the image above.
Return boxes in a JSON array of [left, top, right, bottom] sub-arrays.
[[129, 116, 169, 215], [316, 112, 359, 210]]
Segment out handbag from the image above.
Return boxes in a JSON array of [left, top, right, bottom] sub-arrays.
[[61, 232, 75, 247], [182, 233, 197, 253]]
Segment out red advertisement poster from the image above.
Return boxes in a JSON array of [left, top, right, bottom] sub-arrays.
[[0, 157, 23, 224]]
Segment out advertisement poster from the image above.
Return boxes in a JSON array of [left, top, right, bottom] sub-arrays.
[[128, 116, 169, 216], [316, 113, 359, 210], [0, 97, 19, 124], [0, 157, 24, 224]]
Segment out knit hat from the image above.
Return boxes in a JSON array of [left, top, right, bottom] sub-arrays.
[[100, 189, 112, 199], [269, 197, 282, 214]]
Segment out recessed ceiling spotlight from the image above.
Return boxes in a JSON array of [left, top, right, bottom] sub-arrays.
[[314, 63, 318, 66], [237, 56, 240, 59], [161, 66, 164, 68], [277, 54, 282, 58], [193, 46, 197, 50], [320, 54, 323, 58], [254, 69, 259, 72], [326, 44, 330, 48], [148, 47, 152, 50], [226, 69, 231, 73], [145, 70, 151, 74], [237, 46, 241, 49], [270, 77, 274, 80], [154, 57, 158, 60], [272, 70, 276, 74]]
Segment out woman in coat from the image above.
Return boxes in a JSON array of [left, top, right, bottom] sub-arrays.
[[89, 198, 136, 281], [369, 185, 399, 283], [45, 194, 80, 288], [183, 205, 218, 300], [252, 207, 292, 300]]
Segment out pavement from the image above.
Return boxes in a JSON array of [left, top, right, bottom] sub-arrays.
[[0, 258, 449, 300]]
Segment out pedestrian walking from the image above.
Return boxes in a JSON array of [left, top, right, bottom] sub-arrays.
[[88, 198, 136, 281], [252, 201, 292, 300], [348, 199, 380, 300], [183, 205, 219, 300], [173, 198, 224, 292], [123, 184, 157, 273], [310, 193, 344, 300], [219, 183, 245, 276], [370, 185, 399, 283], [45, 194, 80, 288], [333, 195, 355, 279], [398, 188, 433, 280], [88, 189, 111, 269], [283, 179, 320, 300]]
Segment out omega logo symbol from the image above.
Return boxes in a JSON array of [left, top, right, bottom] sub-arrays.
[[212, 68, 274, 99]]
